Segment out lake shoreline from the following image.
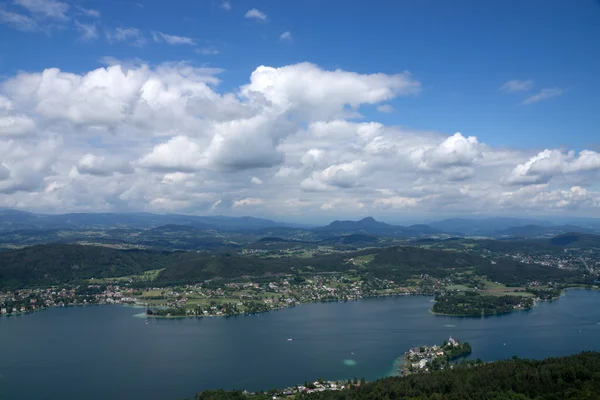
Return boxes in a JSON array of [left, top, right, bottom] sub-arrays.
[[141, 293, 429, 319], [3, 286, 598, 319]]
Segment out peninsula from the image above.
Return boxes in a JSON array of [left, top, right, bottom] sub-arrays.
[[399, 337, 473, 376]]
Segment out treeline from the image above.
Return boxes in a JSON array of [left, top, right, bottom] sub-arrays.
[[432, 292, 534, 316], [194, 352, 600, 400], [470, 233, 600, 255], [0, 244, 178, 289], [475, 258, 585, 287]]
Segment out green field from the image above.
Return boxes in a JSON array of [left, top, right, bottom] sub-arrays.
[[89, 268, 164, 284]]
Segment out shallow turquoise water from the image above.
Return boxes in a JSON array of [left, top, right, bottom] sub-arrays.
[[1, 289, 599, 400]]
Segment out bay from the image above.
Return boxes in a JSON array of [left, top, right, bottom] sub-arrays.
[[1, 289, 599, 400]]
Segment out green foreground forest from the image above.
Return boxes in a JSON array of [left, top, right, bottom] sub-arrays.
[[194, 352, 600, 400]]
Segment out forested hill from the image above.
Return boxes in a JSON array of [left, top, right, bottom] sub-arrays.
[[0, 243, 589, 289], [194, 352, 600, 400], [0, 244, 178, 289]]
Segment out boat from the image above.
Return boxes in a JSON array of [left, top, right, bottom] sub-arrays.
[[287, 338, 293, 341]]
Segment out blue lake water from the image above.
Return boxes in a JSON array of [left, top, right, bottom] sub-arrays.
[[1, 289, 600, 400]]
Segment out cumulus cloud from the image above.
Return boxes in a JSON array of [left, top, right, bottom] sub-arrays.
[[531, 186, 600, 209], [241, 63, 420, 120], [77, 154, 133, 176], [0, 115, 36, 137], [138, 136, 203, 172], [245, 8, 267, 22], [501, 79, 533, 93], [410, 133, 482, 170], [0, 60, 598, 218], [523, 88, 564, 104], [309, 160, 367, 189], [505, 149, 600, 185]]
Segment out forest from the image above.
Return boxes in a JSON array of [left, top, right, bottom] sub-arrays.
[[0, 244, 178, 289], [432, 292, 534, 316], [0, 242, 590, 290], [193, 352, 600, 400]]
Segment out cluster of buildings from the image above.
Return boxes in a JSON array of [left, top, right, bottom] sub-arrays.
[[3, 271, 448, 318], [509, 251, 598, 274], [402, 337, 464, 374], [0, 285, 137, 316], [247, 379, 358, 399], [141, 274, 426, 317]]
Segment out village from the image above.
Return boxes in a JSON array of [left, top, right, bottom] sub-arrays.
[[400, 337, 472, 375], [0, 273, 436, 317]]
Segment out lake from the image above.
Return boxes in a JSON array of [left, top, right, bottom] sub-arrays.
[[1, 289, 600, 400]]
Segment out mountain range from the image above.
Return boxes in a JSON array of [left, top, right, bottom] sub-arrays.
[[1, 209, 599, 239]]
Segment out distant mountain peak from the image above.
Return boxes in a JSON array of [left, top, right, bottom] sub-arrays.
[[314, 217, 439, 238]]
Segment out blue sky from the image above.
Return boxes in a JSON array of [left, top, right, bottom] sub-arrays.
[[2, 0, 599, 149], [0, 0, 599, 221]]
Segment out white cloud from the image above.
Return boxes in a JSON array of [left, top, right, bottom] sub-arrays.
[[220, 1, 231, 10], [138, 136, 204, 172], [245, 8, 267, 22], [410, 132, 482, 170], [505, 149, 600, 185], [77, 154, 133, 176], [373, 196, 419, 209], [0, 10, 39, 31], [376, 104, 394, 113], [0, 115, 36, 137], [241, 62, 420, 120], [152, 31, 196, 46], [15, 0, 70, 20], [523, 88, 564, 105], [107, 27, 146, 46], [0, 96, 14, 111], [309, 160, 367, 189], [195, 48, 220, 55], [233, 197, 263, 208], [76, 6, 100, 18], [531, 186, 600, 209], [0, 60, 598, 218], [501, 79, 533, 93], [74, 20, 98, 40], [279, 31, 292, 41]]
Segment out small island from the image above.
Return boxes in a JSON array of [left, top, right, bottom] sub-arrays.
[[399, 337, 472, 375]]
